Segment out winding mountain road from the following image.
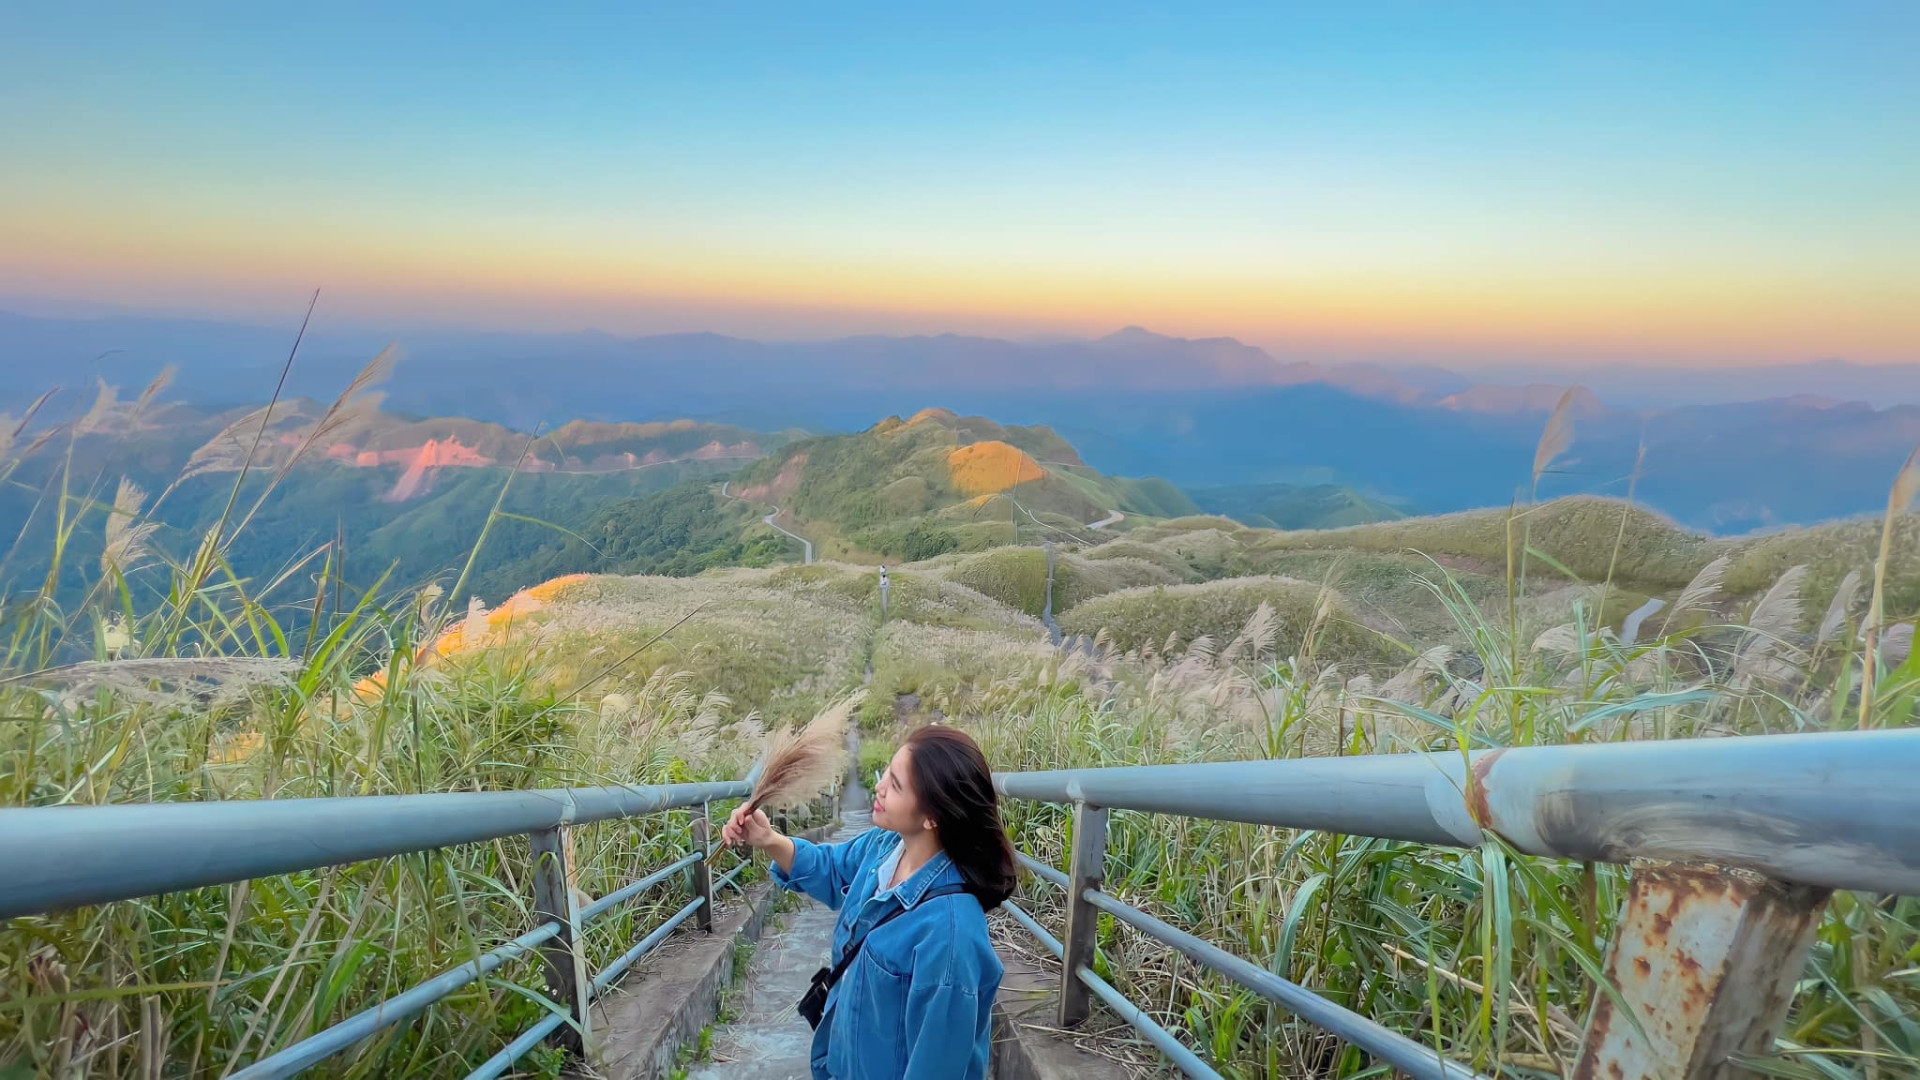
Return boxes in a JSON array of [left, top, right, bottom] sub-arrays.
[[722, 481, 814, 565], [761, 508, 813, 564], [1087, 509, 1125, 530]]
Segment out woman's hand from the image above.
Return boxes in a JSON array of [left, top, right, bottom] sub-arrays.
[[723, 805, 797, 874], [723, 806, 778, 849]]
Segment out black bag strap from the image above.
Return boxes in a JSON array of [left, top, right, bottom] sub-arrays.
[[822, 884, 971, 987]]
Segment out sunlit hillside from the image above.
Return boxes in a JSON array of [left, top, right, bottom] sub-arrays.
[[721, 409, 1197, 561], [6, 370, 1920, 1076]]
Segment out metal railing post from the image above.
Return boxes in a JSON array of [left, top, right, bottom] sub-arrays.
[[1575, 861, 1831, 1078], [1059, 801, 1109, 1028], [692, 803, 715, 933], [1043, 541, 1055, 621], [529, 826, 593, 1054]]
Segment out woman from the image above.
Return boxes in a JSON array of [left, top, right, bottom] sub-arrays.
[[723, 726, 1016, 1080]]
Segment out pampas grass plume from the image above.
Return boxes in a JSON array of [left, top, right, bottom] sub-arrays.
[[742, 691, 859, 815], [1532, 388, 1578, 487]]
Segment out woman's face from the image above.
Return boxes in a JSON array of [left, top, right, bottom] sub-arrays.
[[872, 744, 931, 836]]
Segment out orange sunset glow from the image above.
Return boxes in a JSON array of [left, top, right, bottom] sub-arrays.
[[2, 6, 1914, 366]]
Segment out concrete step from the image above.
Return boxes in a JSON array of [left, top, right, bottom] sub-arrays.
[[685, 822, 869, 1080]]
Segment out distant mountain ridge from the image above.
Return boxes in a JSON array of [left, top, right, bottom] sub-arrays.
[[1437, 384, 1608, 416], [147, 396, 786, 503], [0, 391, 799, 600], [0, 309, 1563, 416], [10, 307, 1920, 415], [9, 308, 1920, 532]]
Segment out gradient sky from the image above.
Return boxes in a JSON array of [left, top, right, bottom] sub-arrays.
[[2, 3, 1916, 366]]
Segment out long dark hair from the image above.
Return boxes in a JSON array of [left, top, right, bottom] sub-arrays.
[[904, 726, 1018, 911]]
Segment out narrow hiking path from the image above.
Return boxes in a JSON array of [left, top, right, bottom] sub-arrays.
[[722, 480, 815, 565], [1041, 543, 1063, 648], [1043, 541, 1100, 659], [686, 753, 870, 1080]]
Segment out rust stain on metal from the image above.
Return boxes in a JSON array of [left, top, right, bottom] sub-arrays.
[[1574, 861, 1832, 1080], [1467, 749, 1505, 829]]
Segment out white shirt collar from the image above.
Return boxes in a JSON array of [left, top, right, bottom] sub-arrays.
[[872, 841, 907, 901]]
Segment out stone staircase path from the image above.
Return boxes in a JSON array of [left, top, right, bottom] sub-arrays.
[[684, 774, 871, 1080]]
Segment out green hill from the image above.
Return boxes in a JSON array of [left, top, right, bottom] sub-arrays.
[[723, 409, 1198, 561], [478, 483, 794, 590]]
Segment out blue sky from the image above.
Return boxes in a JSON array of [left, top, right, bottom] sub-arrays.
[[2, 3, 1915, 364]]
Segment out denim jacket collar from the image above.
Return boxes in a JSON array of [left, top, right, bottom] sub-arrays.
[[881, 840, 965, 910]]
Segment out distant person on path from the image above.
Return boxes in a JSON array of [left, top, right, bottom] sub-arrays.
[[724, 726, 1014, 1080]]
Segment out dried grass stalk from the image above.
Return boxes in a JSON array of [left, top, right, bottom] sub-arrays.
[[2, 389, 60, 465], [75, 379, 121, 437], [1733, 565, 1810, 683], [563, 827, 592, 911], [306, 347, 397, 448], [1220, 601, 1275, 664], [1862, 445, 1920, 728], [25, 657, 300, 707], [1532, 388, 1578, 486], [1881, 622, 1916, 671], [741, 692, 858, 815], [1817, 570, 1862, 645], [101, 478, 158, 576], [178, 405, 276, 484], [1746, 564, 1808, 644], [1670, 555, 1730, 619], [1531, 623, 1581, 656], [1183, 634, 1218, 666], [131, 365, 177, 426]]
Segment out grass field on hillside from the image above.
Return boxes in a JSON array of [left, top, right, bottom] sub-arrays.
[[933, 546, 1180, 618], [8, 367, 1920, 1077], [954, 548, 1920, 1077], [0, 384, 885, 1076]]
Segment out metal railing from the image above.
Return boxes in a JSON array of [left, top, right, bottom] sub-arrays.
[[994, 729, 1920, 1080], [0, 777, 758, 1079], [6, 730, 1917, 1078]]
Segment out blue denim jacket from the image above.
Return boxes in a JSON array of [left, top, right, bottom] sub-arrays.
[[773, 829, 1002, 1080]]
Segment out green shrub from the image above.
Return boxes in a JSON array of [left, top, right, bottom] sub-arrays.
[[854, 519, 961, 561], [858, 734, 898, 784]]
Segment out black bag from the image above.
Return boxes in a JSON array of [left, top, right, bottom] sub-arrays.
[[797, 885, 968, 1030]]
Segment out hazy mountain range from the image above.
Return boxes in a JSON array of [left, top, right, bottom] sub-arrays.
[[7, 308, 1920, 532]]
